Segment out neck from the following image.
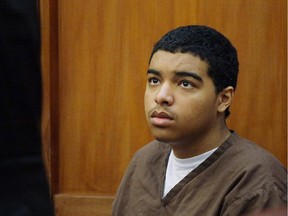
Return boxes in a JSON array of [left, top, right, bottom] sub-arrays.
[[170, 122, 231, 159]]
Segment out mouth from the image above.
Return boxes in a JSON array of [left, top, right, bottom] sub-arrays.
[[151, 111, 173, 119], [150, 110, 174, 127]]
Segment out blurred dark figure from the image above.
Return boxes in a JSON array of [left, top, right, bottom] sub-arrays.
[[0, 0, 54, 215]]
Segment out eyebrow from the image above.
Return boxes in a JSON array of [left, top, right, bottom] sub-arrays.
[[147, 69, 161, 76], [147, 69, 203, 82], [174, 71, 203, 82]]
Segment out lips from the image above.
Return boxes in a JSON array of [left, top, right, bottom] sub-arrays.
[[151, 111, 173, 119], [150, 110, 173, 127]]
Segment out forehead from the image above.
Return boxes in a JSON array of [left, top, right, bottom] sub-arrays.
[[149, 50, 209, 76]]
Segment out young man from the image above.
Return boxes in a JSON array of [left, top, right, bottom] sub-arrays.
[[112, 25, 287, 215]]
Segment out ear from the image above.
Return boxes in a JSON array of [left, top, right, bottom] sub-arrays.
[[217, 86, 234, 113]]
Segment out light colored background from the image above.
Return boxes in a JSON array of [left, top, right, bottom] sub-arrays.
[[40, 0, 287, 215]]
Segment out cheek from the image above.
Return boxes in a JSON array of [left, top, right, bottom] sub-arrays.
[[179, 105, 201, 123], [179, 98, 215, 121], [144, 91, 153, 113]]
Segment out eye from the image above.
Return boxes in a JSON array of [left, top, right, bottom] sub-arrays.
[[179, 80, 194, 89], [148, 77, 160, 85]]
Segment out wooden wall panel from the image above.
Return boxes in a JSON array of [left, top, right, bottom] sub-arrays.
[[41, 0, 287, 215], [57, 0, 153, 195], [55, 195, 113, 216], [197, 0, 287, 165], [56, 0, 201, 195]]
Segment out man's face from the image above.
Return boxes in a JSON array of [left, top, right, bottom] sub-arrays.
[[144, 50, 222, 145]]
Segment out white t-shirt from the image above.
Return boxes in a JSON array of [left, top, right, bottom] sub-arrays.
[[163, 148, 218, 197]]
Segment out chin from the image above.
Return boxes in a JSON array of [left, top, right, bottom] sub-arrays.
[[152, 133, 178, 145], [151, 130, 194, 146], [149, 126, 181, 144]]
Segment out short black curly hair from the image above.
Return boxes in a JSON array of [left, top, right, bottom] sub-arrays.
[[149, 25, 239, 118]]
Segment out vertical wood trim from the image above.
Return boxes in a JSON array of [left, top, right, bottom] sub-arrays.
[[49, 0, 60, 195], [40, 0, 60, 194]]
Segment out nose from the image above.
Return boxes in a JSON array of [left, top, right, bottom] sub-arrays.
[[155, 83, 174, 106]]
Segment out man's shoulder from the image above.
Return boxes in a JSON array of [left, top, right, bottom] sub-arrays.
[[129, 140, 171, 166], [227, 133, 285, 169], [135, 140, 170, 157], [214, 133, 287, 211], [222, 132, 287, 188]]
